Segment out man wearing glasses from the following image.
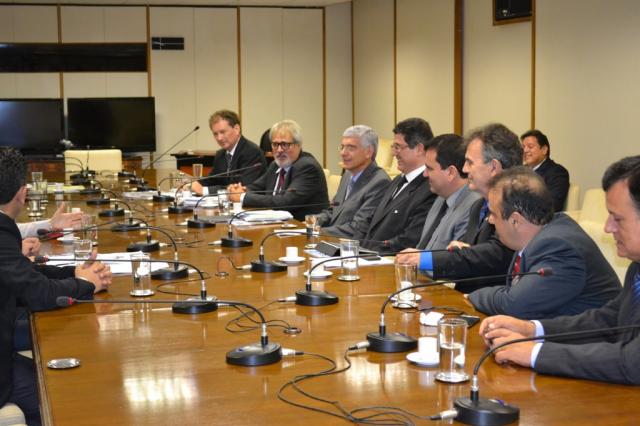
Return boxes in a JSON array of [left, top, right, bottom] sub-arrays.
[[228, 120, 328, 220], [352, 117, 436, 254]]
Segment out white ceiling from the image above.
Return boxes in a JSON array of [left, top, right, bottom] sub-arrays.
[[6, 0, 349, 6]]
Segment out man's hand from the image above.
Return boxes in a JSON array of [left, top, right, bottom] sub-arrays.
[[447, 240, 471, 250], [75, 250, 112, 293], [22, 237, 41, 257], [491, 334, 536, 368], [395, 248, 420, 266], [479, 315, 536, 347], [227, 183, 246, 203], [50, 202, 83, 230], [191, 181, 204, 195]]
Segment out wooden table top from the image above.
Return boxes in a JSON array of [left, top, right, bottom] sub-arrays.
[[23, 178, 639, 426]]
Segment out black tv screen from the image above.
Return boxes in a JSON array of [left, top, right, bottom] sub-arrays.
[[67, 97, 156, 153], [0, 98, 64, 155]]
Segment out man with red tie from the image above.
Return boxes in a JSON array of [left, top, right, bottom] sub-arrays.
[[467, 166, 620, 319]]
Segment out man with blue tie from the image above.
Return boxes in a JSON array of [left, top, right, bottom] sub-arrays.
[[480, 156, 640, 385], [317, 125, 390, 238]]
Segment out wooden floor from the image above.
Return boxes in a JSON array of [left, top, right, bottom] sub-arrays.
[[25, 172, 639, 425]]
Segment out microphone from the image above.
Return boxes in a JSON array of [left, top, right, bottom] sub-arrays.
[[60, 138, 74, 149], [132, 126, 200, 189], [86, 186, 117, 206], [366, 267, 554, 353], [56, 295, 283, 366], [78, 177, 102, 195], [121, 219, 160, 253], [448, 322, 639, 426], [53, 256, 216, 314], [167, 163, 262, 214], [97, 193, 131, 218]]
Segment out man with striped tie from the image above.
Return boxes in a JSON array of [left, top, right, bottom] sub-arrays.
[[479, 156, 640, 385]]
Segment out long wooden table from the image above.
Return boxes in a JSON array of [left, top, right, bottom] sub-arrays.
[[24, 174, 639, 425]]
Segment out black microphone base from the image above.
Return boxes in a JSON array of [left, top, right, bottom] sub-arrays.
[[295, 289, 339, 306], [137, 185, 156, 192], [187, 218, 215, 229], [172, 297, 218, 315], [153, 194, 175, 203], [454, 397, 519, 426], [86, 198, 111, 206], [71, 178, 90, 186], [366, 332, 418, 353], [221, 236, 253, 248], [118, 171, 135, 178], [127, 240, 160, 253], [111, 222, 141, 232], [226, 342, 282, 367], [128, 177, 145, 185], [99, 208, 125, 217], [151, 265, 189, 280], [250, 260, 287, 273], [79, 188, 101, 195], [168, 205, 193, 214]]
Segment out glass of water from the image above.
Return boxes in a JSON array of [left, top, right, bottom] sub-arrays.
[[338, 238, 360, 281], [394, 262, 417, 308], [192, 163, 204, 179], [304, 214, 319, 248], [130, 253, 154, 297], [435, 317, 470, 383], [82, 214, 99, 246], [73, 239, 93, 266], [217, 189, 230, 214]]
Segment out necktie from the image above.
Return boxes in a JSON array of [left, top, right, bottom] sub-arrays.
[[511, 254, 522, 285], [275, 169, 286, 194], [225, 152, 233, 173], [631, 272, 640, 309], [418, 201, 449, 248], [344, 177, 355, 201], [478, 200, 489, 228], [391, 176, 408, 199]]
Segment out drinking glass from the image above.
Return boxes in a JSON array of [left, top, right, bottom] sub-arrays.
[[82, 214, 99, 246], [130, 253, 154, 297], [73, 239, 93, 266], [304, 214, 319, 248], [217, 189, 230, 214], [338, 239, 360, 281], [394, 262, 417, 307], [192, 163, 204, 179], [435, 318, 470, 383]]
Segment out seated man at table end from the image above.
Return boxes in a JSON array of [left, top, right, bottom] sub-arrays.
[[467, 166, 620, 319], [479, 156, 640, 385], [228, 120, 329, 221]]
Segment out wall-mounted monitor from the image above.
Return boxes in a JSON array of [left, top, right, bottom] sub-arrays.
[[67, 97, 156, 153], [0, 98, 64, 155]]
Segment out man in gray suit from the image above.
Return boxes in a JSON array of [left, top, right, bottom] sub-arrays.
[[317, 125, 390, 238], [396, 134, 481, 266], [468, 166, 620, 319], [479, 156, 640, 385]]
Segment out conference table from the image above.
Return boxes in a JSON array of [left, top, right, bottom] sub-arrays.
[[24, 171, 638, 425]]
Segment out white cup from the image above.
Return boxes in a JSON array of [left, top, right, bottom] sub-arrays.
[[286, 246, 299, 259], [418, 336, 438, 358], [71, 207, 81, 213], [311, 260, 326, 276], [233, 202, 243, 214], [62, 228, 75, 241]]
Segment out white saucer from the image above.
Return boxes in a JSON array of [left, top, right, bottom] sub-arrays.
[[391, 294, 422, 302], [57, 236, 79, 244], [279, 256, 306, 264], [406, 351, 439, 367], [303, 270, 333, 279]]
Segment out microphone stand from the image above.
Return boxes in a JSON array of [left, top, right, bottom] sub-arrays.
[[451, 323, 639, 425], [85, 184, 113, 206], [98, 194, 130, 218], [366, 267, 554, 353], [123, 219, 161, 253]]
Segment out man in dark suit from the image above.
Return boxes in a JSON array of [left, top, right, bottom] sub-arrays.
[[521, 129, 570, 212], [192, 110, 266, 195], [468, 167, 620, 319], [480, 156, 640, 385], [353, 118, 436, 254], [0, 147, 113, 425], [317, 125, 390, 238], [416, 123, 523, 293], [228, 120, 328, 221]]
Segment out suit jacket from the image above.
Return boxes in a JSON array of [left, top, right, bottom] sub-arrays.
[[203, 136, 267, 191], [431, 197, 515, 293], [535, 262, 640, 385], [535, 158, 570, 212], [355, 173, 436, 254], [0, 213, 95, 407], [468, 213, 621, 319], [417, 184, 482, 250], [318, 162, 391, 238], [244, 151, 329, 221]]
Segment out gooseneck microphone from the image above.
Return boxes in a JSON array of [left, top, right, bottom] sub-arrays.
[[448, 322, 639, 426], [85, 183, 113, 206], [365, 267, 554, 353], [123, 219, 161, 253], [131, 125, 200, 189]]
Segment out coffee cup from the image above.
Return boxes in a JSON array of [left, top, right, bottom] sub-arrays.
[[285, 246, 299, 260]]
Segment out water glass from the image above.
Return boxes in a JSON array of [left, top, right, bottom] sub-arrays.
[[338, 239, 360, 281], [305, 214, 319, 248], [217, 189, 230, 214], [31, 171, 43, 182], [82, 214, 99, 246], [394, 262, 417, 307], [192, 163, 204, 179], [73, 239, 93, 266], [130, 253, 154, 297], [435, 318, 469, 383]]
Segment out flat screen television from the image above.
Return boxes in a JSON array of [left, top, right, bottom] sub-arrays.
[[67, 97, 156, 153], [0, 98, 64, 155]]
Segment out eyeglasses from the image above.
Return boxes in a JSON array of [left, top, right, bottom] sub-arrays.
[[271, 141, 296, 150], [391, 143, 410, 152]]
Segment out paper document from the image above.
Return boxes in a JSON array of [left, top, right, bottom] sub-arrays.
[[47, 252, 169, 275]]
